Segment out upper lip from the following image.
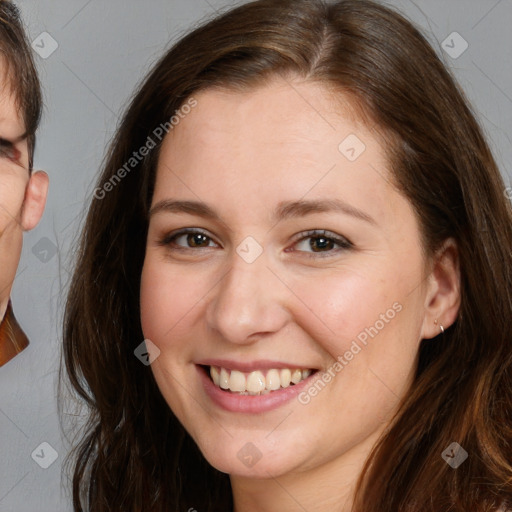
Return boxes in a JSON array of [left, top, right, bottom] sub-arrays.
[[196, 359, 317, 373]]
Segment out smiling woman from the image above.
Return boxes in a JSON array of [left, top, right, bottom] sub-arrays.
[[62, 0, 512, 511]]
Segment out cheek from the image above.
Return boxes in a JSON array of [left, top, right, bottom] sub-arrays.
[[139, 255, 207, 421], [287, 258, 424, 401], [139, 255, 206, 350], [287, 266, 404, 358], [0, 177, 26, 231]]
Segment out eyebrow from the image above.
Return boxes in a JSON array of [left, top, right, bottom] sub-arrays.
[[149, 198, 376, 225]]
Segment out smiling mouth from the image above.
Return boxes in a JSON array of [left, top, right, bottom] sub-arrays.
[[201, 365, 317, 395]]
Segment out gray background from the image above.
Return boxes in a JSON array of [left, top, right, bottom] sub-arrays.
[[0, 1, 510, 511]]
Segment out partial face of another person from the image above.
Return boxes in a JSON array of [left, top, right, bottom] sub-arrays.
[[140, 78, 459, 481], [0, 62, 47, 317]]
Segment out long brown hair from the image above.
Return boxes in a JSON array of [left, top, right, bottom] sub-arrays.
[[61, 0, 512, 510], [0, 0, 42, 171]]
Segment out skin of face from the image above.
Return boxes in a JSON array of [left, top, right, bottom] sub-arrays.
[[140, 77, 460, 510], [0, 65, 48, 321]]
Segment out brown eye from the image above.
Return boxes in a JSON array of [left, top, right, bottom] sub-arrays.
[[159, 228, 217, 250], [306, 235, 335, 252], [289, 229, 353, 258], [183, 232, 211, 248]]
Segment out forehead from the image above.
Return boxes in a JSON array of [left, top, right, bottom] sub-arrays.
[[192, 80, 365, 137], [162, 79, 389, 167], [0, 57, 26, 135], [153, 79, 408, 231]]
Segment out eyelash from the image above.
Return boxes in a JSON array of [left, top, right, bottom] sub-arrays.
[[158, 228, 353, 258]]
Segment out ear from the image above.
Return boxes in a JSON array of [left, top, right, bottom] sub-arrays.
[[420, 237, 461, 339], [20, 170, 49, 231]]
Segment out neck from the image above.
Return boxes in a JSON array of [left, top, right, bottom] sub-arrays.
[[230, 426, 385, 512]]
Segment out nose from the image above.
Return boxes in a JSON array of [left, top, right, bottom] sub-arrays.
[[205, 247, 291, 345]]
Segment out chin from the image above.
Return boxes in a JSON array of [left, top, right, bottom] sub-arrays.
[[191, 429, 309, 479]]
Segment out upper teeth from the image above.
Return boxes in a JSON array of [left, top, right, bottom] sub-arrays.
[[209, 366, 312, 395]]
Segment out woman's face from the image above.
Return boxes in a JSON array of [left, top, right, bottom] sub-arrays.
[[140, 78, 436, 480]]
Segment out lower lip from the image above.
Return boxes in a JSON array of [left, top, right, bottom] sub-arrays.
[[197, 365, 317, 413]]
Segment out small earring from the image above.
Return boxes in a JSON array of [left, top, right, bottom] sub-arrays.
[[434, 319, 445, 333]]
